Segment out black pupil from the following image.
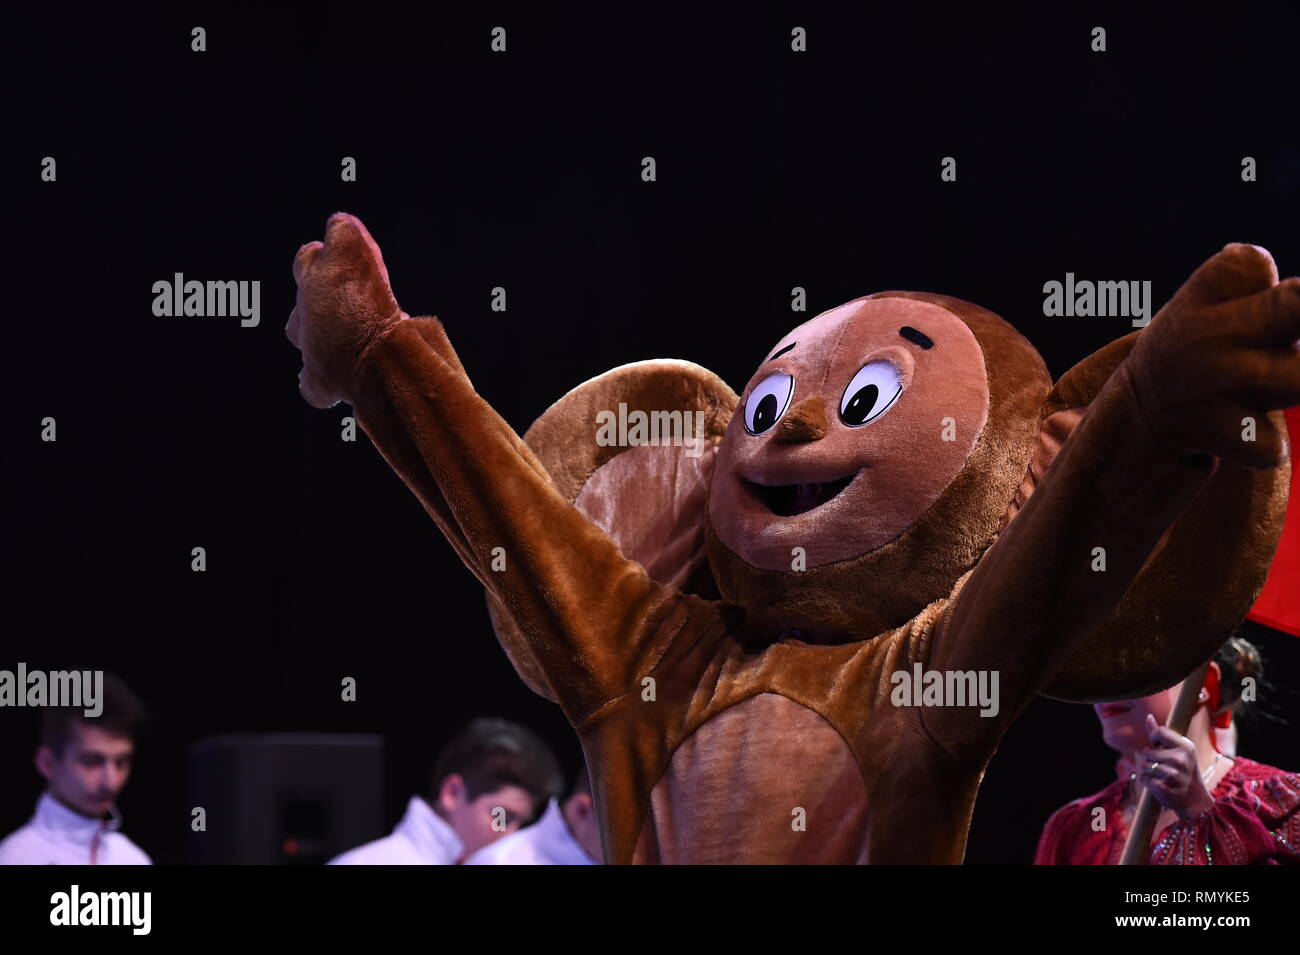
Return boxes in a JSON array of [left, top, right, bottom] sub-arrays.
[[842, 384, 879, 425], [753, 393, 779, 432]]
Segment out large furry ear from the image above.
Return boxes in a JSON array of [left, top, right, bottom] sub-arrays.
[[486, 360, 738, 701], [1005, 333, 1291, 701]]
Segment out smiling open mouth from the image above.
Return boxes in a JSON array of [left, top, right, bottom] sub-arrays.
[[744, 472, 858, 517]]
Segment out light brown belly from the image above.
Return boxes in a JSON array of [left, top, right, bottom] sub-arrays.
[[632, 693, 872, 864]]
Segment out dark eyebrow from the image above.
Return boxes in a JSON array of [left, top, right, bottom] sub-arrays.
[[899, 326, 933, 349], [767, 342, 797, 362]]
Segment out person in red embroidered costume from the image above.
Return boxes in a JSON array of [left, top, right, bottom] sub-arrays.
[[1036, 636, 1300, 864]]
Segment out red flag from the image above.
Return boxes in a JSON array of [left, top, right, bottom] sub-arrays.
[[1248, 407, 1300, 636]]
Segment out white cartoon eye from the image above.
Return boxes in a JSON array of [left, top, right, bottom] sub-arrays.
[[744, 372, 795, 435], [839, 362, 902, 426]]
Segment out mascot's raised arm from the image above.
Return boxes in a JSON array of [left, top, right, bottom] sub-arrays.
[[287, 212, 1295, 863]]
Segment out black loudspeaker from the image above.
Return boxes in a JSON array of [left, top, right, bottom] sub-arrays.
[[187, 733, 383, 865]]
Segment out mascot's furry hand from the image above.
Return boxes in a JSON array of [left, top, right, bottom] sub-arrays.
[[287, 213, 405, 408], [1127, 243, 1300, 469]]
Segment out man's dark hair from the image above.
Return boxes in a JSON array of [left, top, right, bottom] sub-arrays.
[[430, 717, 563, 807], [566, 763, 592, 801], [39, 672, 149, 756]]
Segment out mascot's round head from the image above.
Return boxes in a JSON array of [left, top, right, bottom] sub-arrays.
[[705, 291, 1050, 639]]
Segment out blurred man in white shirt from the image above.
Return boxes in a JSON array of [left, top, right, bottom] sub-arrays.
[[0, 673, 151, 865], [466, 764, 602, 865], [329, 717, 562, 865]]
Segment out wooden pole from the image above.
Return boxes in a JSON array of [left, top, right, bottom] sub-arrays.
[[1119, 661, 1211, 865]]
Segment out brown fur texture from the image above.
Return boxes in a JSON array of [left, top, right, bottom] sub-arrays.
[[288, 214, 1296, 863], [487, 359, 736, 701], [1021, 333, 1290, 701]]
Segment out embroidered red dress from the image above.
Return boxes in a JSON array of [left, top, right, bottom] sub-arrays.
[[1035, 756, 1300, 865]]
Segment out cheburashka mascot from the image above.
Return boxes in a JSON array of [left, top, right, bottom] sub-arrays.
[[287, 213, 1295, 863]]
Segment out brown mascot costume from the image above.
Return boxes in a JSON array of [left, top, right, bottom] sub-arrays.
[[287, 213, 1296, 863]]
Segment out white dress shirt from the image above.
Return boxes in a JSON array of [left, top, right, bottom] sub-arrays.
[[464, 798, 599, 865], [0, 792, 151, 865], [328, 796, 465, 865]]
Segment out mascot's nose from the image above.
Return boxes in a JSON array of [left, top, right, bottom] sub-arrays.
[[775, 396, 828, 442]]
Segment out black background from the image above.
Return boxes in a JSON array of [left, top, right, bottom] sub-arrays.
[[4, 1, 1299, 865]]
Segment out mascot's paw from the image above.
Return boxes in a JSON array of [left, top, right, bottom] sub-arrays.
[[286, 212, 405, 408], [1128, 243, 1300, 468]]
